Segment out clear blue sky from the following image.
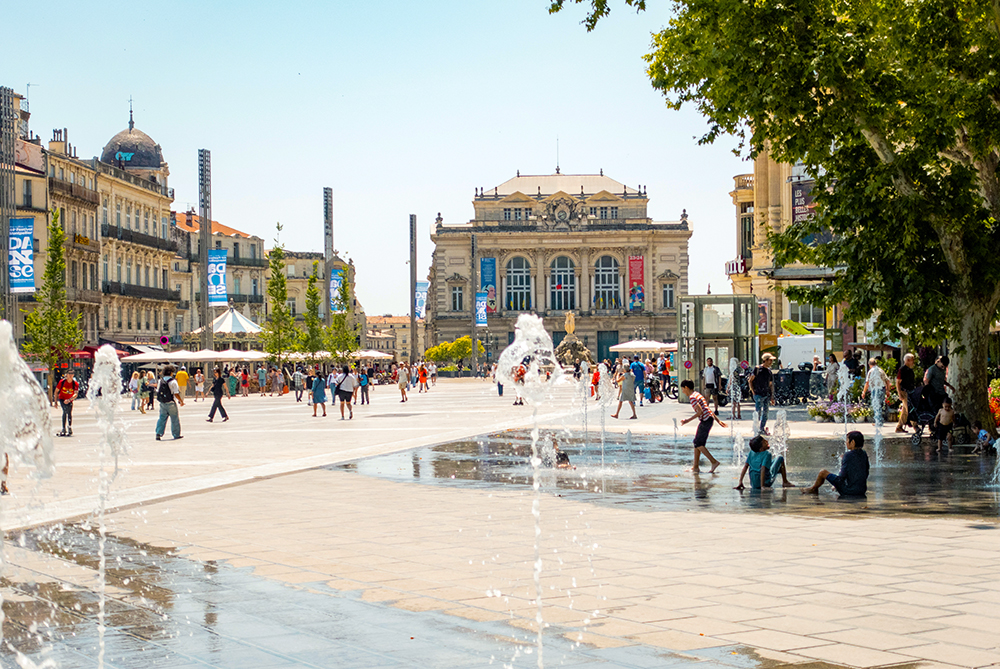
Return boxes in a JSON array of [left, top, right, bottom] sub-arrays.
[[10, 0, 745, 316]]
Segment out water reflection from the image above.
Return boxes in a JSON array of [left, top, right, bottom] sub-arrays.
[[339, 431, 1000, 518]]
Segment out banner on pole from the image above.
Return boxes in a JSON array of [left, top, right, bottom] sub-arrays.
[[207, 249, 228, 305], [9, 218, 35, 294], [414, 281, 429, 319], [628, 255, 645, 311], [475, 292, 488, 327], [330, 268, 345, 313], [480, 257, 497, 314]]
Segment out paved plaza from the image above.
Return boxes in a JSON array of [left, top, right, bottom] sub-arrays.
[[2, 378, 999, 668]]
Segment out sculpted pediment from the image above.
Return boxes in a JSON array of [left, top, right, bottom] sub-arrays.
[[499, 191, 536, 204], [586, 190, 624, 203]]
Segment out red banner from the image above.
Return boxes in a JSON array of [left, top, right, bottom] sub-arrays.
[[628, 255, 644, 311]]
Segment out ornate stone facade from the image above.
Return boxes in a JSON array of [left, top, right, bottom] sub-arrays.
[[427, 172, 691, 363]]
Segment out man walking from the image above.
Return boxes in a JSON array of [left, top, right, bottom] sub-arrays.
[[206, 368, 230, 423], [155, 365, 185, 441], [55, 370, 79, 437], [923, 355, 954, 413], [630, 355, 646, 406], [702, 356, 722, 414], [895, 353, 917, 433], [175, 366, 189, 400], [748, 354, 775, 435], [293, 367, 305, 402]]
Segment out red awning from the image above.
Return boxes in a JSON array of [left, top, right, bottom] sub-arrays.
[[68, 350, 93, 359]]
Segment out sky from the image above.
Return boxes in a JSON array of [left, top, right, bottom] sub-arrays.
[[9, 0, 746, 316]]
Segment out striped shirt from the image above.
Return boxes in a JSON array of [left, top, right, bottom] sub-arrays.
[[689, 391, 713, 422]]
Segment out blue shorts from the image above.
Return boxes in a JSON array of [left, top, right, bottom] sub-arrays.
[[825, 473, 845, 494]]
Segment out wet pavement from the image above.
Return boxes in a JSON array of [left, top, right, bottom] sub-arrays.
[[338, 430, 1000, 518]]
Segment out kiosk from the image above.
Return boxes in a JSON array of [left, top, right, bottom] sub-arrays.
[[677, 295, 757, 388]]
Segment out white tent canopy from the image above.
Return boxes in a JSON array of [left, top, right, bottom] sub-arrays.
[[609, 340, 677, 354], [192, 306, 262, 335], [122, 348, 267, 363], [355, 350, 393, 360]]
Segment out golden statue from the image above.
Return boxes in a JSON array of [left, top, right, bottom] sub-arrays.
[[564, 311, 576, 335]]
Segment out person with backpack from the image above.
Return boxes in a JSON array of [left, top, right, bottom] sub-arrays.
[[748, 354, 776, 435], [155, 365, 185, 441], [55, 370, 79, 437], [358, 366, 370, 405]]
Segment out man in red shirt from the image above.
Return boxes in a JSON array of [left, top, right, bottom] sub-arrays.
[[56, 370, 79, 437]]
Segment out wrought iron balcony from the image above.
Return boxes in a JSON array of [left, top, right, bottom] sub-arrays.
[[101, 224, 178, 253], [102, 280, 181, 302]]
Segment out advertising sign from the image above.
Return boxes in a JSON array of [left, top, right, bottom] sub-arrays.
[[9, 218, 35, 294], [475, 292, 488, 327], [15, 139, 44, 173], [330, 268, 345, 314], [207, 249, 228, 306], [480, 257, 497, 314], [628, 255, 644, 311], [757, 299, 771, 335], [414, 281, 429, 319]]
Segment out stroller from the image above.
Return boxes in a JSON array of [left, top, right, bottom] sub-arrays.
[[646, 375, 664, 403], [906, 386, 939, 446]]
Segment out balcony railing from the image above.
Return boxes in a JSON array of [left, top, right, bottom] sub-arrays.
[[101, 224, 178, 253], [194, 292, 264, 305], [102, 281, 181, 302], [95, 162, 174, 199], [66, 234, 100, 254], [49, 177, 100, 205], [733, 174, 754, 190], [66, 288, 103, 304], [186, 252, 268, 268]]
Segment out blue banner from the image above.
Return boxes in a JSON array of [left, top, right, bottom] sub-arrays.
[[207, 249, 228, 305], [330, 268, 345, 313], [415, 281, 429, 319], [480, 257, 497, 313], [475, 291, 488, 327], [9, 218, 35, 294]]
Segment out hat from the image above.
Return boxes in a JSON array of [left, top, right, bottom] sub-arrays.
[[762, 353, 774, 361]]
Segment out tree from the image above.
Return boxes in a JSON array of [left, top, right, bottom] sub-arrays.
[[324, 268, 359, 364], [260, 223, 299, 373], [424, 342, 453, 364], [23, 209, 83, 403], [553, 0, 1000, 430], [448, 336, 485, 365], [298, 261, 326, 362]]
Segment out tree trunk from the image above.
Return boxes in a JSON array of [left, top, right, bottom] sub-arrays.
[[948, 296, 996, 435]]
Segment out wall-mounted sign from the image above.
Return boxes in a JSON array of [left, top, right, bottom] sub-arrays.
[[756, 299, 771, 335], [725, 257, 746, 275]]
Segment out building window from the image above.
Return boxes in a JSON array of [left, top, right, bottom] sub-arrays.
[[91, 264, 98, 291], [115, 202, 121, 227], [599, 206, 608, 220], [145, 266, 150, 287], [662, 283, 675, 310], [234, 276, 241, 294], [126, 260, 132, 284], [451, 286, 464, 312], [250, 244, 256, 259], [103, 255, 109, 282], [162, 268, 168, 288], [788, 301, 824, 327], [594, 255, 620, 309], [154, 310, 159, 331], [233, 243, 240, 259], [514, 208, 522, 221], [740, 211, 755, 259], [116, 258, 122, 282], [215, 240, 222, 249], [503, 208, 511, 221], [505, 256, 532, 311], [286, 298, 297, 317], [126, 307, 132, 330], [550, 256, 575, 311], [525, 208, 532, 219], [153, 267, 158, 288], [589, 207, 597, 217], [21, 179, 31, 208], [144, 209, 149, 234], [104, 306, 109, 330], [252, 278, 259, 295], [59, 167, 64, 180], [161, 216, 168, 239], [70, 261, 78, 289], [145, 309, 151, 331], [287, 264, 295, 278], [103, 198, 108, 225], [610, 206, 618, 219], [163, 310, 169, 332], [126, 205, 132, 229]]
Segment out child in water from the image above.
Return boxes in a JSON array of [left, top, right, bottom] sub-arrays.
[[734, 435, 795, 490], [933, 397, 955, 452]]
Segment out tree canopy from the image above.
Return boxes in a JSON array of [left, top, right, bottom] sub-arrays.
[[298, 261, 326, 361], [324, 269, 359, 363], [552, 0, 1000, 427], [260, 224, 298, 370]]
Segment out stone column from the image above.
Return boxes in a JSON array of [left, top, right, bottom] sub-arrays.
[[579, 248, 591, 312]]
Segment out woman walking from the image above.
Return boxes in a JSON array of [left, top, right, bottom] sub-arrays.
[[397, 364, 409, 403], [128, 371, 141, 411], [206, 368, 230, 422], [823, 353, 840, 400], [240, 368, 250, 397], [334, 365, 357, 420], [143, 371, 156, 413], [611, 362, 638, 419], [227, 368, 239, 397], [271, 367, 284, 396], [311, 367, 328, 417], [194, 368, 205, 402]]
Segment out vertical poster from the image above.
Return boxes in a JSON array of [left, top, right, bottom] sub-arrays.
[[207, 249, 228, 305], [757, 299, 771, 334], [628, 255, 644, 311], [330, 268, 345, 313], [480, 257, 497, 313], [475, 292, 488, 327], [8, 218, 35, 294], [414, 281, 429, 319]]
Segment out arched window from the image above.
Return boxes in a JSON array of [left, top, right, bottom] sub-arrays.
[[594, 256, 621, 309], [550, 257, 575, 311], [505, 257, 532, 311]]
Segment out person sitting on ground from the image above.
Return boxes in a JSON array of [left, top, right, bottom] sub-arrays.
[[972, 421, 992, 454], [933, 397, 955, 452], [802, 431, 869, 497], [735, 435, 795, 490]]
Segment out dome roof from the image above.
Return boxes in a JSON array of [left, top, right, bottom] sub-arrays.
[[100, 123, 164, 169]]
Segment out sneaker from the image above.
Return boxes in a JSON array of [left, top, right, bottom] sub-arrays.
[[206, 419, 213, 423], [222, 417, 229, 422], [174, 435, 184, 440], [155, 435, 162, 441], [68, 429, 72, 436]]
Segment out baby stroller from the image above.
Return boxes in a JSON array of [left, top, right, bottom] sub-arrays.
[[646, 376, 664, 403], [906, 387, 938, 446]]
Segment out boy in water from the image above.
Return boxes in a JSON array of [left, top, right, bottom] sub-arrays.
[[802, 431, 870, 497], [679, 380, 727, 473], [735, 435, 795, 490], [933, 397, 955, 452]]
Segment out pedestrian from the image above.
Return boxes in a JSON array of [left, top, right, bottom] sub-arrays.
[[701, 356, 722, 414], [748, 354, 776, 435], [630, 355, 646, 407], [679, 379, 726, 473], [842, 349, 859, 378], [193, 368, 205, 402], [128, 371, 141, 410], [611, 362, 638, 419], [933, 397, 956, 452], [418, 364, 429, 392], [923, 355, 954, 413], [802, 431, 869, 497], [55, 370, 79, 437], [332, 365, 357, 419], [206, 368, 230, 423], [293, 367, 305, 402], [305, 367, 315, 406], [397, 363, 409, 402], [143, 371, 156, 412], [591, 365, 601, 400], [154, 364, 184, 441], [311, 367, 328, 417], [358, 366, 370, 405], [861, 358, 889, 407], [241, 368, 250, 397], [176, 366, 189, 400], [895, 353, 917, 433], [270, 367, 284, 396], [257, 365, 267, 396], [824, 353, 840, 400]]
